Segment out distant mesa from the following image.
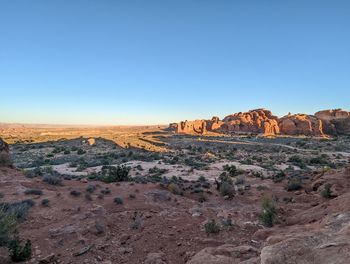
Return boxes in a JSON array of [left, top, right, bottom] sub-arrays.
[[171, 108, 350, 137]]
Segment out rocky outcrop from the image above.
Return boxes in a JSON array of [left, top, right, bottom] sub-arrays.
[[222, 109, 280, 136], [260, 212, 350, 264], [176, 120, 207, 135], [172, 108, 350, 137], [278, 114, 324, 136], [315, 109, 350, 135], [186, 244, 259, 264], [144, 252, 167, 264], [175, 109, 280, 136], [0, 138, 11, 167]]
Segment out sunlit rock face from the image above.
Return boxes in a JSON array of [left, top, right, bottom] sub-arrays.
[[222, 109, 280, 136], [176, 120, 208, 135], [172, 108, 350, 137], [315, 109, 350, 135], [278, 113, 325, 137], [175, 109, 280, 136], [0, 138, 11, 166]]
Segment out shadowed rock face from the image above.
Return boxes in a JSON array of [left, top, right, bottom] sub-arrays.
[[315, 109, 350, 135], [173, 108, 350, 137], [0, 138, 11, 166], [278, 114, 324, 136]]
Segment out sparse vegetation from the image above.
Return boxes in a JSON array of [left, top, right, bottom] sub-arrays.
[[204, 219, 220, 235], [114, 197, 124, 205], [43, 175, 62, 186], [41, 199, 50, 207], [99, 165, 131, 183], [0, 206, 17, 246], [24, 189, 43, 196], [286, 177, 302, 191], [0, 200, 35, 222], [8, 239, 32, 262], [259, 198, 277, 227], [70, 190, 81, 197], [129, 212, 143, 229], [219, 181, 235, 197], [320, 183, 333, 199], [86, 184, 96, 193]]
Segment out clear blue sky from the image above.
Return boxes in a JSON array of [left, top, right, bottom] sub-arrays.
[[0, 0, 349, 125]]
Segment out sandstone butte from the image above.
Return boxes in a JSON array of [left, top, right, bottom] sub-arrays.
[[173, 108, 350, 137]]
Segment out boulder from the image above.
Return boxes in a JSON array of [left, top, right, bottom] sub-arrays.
[[260, 213, 350, 264], [186, 244, 259, 264], [144, 252, 167, 264], [0, 138, 11, 166]]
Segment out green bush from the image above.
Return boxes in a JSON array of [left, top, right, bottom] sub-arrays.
[[77, 149, 86, 155], [114, 197, 124, 205], [321, 183, 333, 199], [100, 165, 130, 183], [43, 175, 62, 186], [219, 182, 235, 197], [286, 178, 302, 191], [0, 200, 35, 222], [86, 184, 96, 193], [0, 206, 32, 262], [24, 189, 43, 196], [272, 171, 286, 183], [8, 239, 32, 262], [198, 175, 206, 182], [223, 164, 240, 177], [41, 199, 50, 207], [70, 190, 81, 197], [129, 212, 142, 230], [167, 183, 183, 195], [0, 206, 17, 246], [204, 220, 220, 235], [100, 188, 111, 195], [259, 198, 277, 227]]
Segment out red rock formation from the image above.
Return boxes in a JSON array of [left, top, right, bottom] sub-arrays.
[[315, 109, 350, 135], [222, 109, 279, 136], [207, 116, 225, 132], [174, 109, 280, 136], [278, 114, 324, 136], [176, 120, 207, 135], [172, 108, 350, 137]]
